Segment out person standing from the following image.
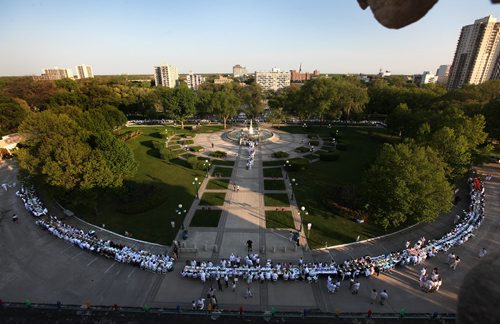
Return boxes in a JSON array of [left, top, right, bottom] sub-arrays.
[[450, 256, 460, 270], [217, 277, 223, 291], [245, 285, 253, 299], [12, 214, 18, 223], [246, 240, 253, 253], [379, 290, 388, 305], [479, 248, 487, 258], [231, 281, 237, 292]]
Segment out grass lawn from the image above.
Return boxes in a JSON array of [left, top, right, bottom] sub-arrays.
[[263, 160, 286, 167], [213, 167, 233, 177], [263, 167, 283, 178], [264, 193, 290, 207], [279, 126, 400, 248], [264, 179, 286, 191], [212, 159, 235, 166], [199, 192, 226, 206], [265, 211, 294, 229], [67, 126, 206, 245], [190, 209, 222, 227], [303, 154, 319, 161], [206, 179, 230, 190]]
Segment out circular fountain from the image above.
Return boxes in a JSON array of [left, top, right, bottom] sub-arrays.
[[224, 120, 274, 144]]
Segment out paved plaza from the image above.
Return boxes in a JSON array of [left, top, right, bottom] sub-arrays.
[[0, 126, 499, 314]]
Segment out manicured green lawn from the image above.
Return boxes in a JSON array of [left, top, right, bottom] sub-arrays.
[[71, 126, 206, 245], [264, 193, 290, 207], [199, 192, 226, 206], [263, 160, 286, 167], [263, 167, 283, 178], [190, 209, 222, 227], [213, 167, 233, 177], [265, 211, 294, 229], [264, 179, 286, 191], [280, 126, 399, 248], [212, 159, 235, 166], [206, 179, 230, 190]]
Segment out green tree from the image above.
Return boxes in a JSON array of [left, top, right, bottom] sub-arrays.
[[17, 110, 136, 192], [206, 89, 240, 129], [363, 142, 453, 229], [429, 127, 471, 179], [483, 99, 500, 140], [0, 96, 30, 135], [170, 84, 197, 129], [238, 84, 264, 118]]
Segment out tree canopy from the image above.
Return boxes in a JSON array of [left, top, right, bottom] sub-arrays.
[[363, 142, 453, 229]]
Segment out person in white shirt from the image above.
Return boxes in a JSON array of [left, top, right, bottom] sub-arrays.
[[479, 248, 487, 258]]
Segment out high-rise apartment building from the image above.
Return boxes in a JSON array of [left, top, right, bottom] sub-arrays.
[[448, 16, 500, 89], [233, 64, 248, 78], [154, 64, 179, 88], [33, 67, 73, 81], [255, 68, 291, 91], [185, 73, 206, 90], [436, 64, 451, 85], [76, 64, 94, 79]]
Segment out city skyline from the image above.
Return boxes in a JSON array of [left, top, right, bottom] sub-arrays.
[[0, 0, 499, 76]]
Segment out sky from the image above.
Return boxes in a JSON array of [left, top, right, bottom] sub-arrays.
[[0, 0, 499, 76]]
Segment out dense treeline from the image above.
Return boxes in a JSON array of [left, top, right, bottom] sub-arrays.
[[1, 75, 499, 228]]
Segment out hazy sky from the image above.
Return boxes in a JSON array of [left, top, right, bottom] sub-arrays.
[[1, 0, 499, 76]]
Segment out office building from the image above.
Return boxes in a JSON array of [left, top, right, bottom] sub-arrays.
[[33, 67, 73, 81], [413, 71, 437, 85], [255, 68, 291, 91], [185, 73, 206, 90], [448, 16, 500, 89], [233, 64, 248, 78], [436, 64, 451, 85], [76, 64, 94, 79], [154, 64, 179, 88]]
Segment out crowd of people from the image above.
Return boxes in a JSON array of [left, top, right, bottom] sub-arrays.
[[245, 140, 256, 170], [16, 185, 175, 273], [16, 185, 48, 217], [181, 178, 486, 287]]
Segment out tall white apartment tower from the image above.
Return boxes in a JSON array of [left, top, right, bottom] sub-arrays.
[[76, 64, 94, 79], [154, 64, 179, 88], [448, 16, 500, 89], [436, 64, 451, 85]]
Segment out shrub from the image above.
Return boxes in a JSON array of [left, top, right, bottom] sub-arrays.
[[178, 139, 194, 145], [189, 146, 204, 152], [119, 130, 141, 141], [160, 149, 178, 160], [309, 140, 320, 146], [273, 151, 290, 158], [308, 134, 318, 139], [187, 156, 204, 170], [211, 151, 227, 158], [295, 146, 310, 153], [287, 158, 309, 171], [319, 151, 340, 161]]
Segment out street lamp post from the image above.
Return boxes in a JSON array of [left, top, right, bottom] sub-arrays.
[[290, 178, 298, 201], [170, 221, 175, 240], [176, 204, 187, 230], [283, 160, 291, 179], [299, 206, 308, 232], [192, 177, 201, 199], [307, 222, 312, 239], [203, 160, 211, 178]]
